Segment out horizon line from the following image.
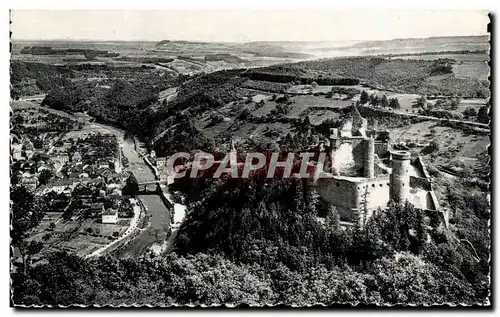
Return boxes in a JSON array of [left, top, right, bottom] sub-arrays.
[[10, 33, 490, 44]]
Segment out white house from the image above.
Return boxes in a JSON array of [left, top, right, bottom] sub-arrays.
[[102, 208, 119, 224]]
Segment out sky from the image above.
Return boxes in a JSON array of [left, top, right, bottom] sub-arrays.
[[10, 10, 490, 42]]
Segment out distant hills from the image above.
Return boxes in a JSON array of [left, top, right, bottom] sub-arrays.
[[12, 35, 490, 64], [155, 40, 170, 46]]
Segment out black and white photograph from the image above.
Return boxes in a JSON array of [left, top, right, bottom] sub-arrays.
[[8, 8, 491, 308]]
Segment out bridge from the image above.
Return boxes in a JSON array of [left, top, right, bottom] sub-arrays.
[[137, 179, 171, 195], [138, 179, 169, 186]]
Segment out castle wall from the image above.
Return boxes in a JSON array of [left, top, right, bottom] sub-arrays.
[[412, 156, 431, 180], [314, 175, 390, 222], [316, 178, 360, 214], [409, 176, 432, 191], [331, 137, 365, 176], [374, 141, 389, 157], [363, 177, 391, 210]]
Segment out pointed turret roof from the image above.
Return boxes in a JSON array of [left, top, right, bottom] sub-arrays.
[[339, 104, 367, 136]]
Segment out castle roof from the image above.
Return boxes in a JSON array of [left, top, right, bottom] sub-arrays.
[[338, 104, 367, 137]]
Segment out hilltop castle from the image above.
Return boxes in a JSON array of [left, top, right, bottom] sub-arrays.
[[314, 105, 444, 227]]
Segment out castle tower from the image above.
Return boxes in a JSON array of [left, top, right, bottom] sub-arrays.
[[363, 137, 375, 178], [390, 151, 411, 203]]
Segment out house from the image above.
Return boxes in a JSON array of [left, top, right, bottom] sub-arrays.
[[97, 168, 113, 178], [20, 161, 36, 173], [37, 178, 80, 195], [12, 150, 23, 161], [50, 153, 70, 165], [98, 160, 110, 169], [42, 138, 52, 150], [11, 144, 23, 161], [72, 152, 82, 162], [24, 148, 35, 160], [105, 173, 126, 184], [62, 140, 73, 148], [62, 186, 72, 196], [66, 172, 78, 179], [89, 202, 105, 217], [37, 163, 51, 173], [87, 178, 104, 187], [102, 208, 119, 224], [21, 176, 38, 191], [106, 183, 121, 191]]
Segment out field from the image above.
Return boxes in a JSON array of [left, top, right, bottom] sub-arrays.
[[393, 52, 490, 82], [453, 63, 490, 81], [11, 39, 306, 76], [389, 120, 489, 173], [27, 212, 131, 258]]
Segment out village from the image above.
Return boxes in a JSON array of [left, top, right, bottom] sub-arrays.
[[10, 103, 142, 259]]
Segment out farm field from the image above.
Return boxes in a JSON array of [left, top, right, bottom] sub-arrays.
[[389, 120, 489, 171], [393, 53, 489, 62], [27, 212, 131, 258], [452, 63, 490, 81], [391, 53, 490, 81]]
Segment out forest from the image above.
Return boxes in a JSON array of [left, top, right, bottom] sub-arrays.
[[253, 57, 489, 97], [11, 175, 490, 306]]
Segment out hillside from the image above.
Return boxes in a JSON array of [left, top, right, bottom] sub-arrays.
[[10, 36, 491, 306], [26, 50, 489, 158]]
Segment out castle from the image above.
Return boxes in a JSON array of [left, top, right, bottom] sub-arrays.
[[314, 105, 444, 227]]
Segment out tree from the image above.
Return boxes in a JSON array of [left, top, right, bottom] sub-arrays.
[[381, 95, 389, 108], [302, 115, 311, 127], [38, 169, 54, 185], [415, 95, 427, 109], [450, 98, 461, 110], [477, 105, 489, 124], [210, 113, 224, 125], [389, 97, 401, 109], [422, 140, 440, 155], [122, 174, 139, 197], [369, 94, 380, 106], [360, 90, 369, 104], [462, 107, 477, 119], [11, 186, 46, 274], [255, 99, 265, 109], [119, 199, 134, 218]]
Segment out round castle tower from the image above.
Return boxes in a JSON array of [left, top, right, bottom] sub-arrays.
[[363, 137, 375, 178], [390, 151, 411, 203]]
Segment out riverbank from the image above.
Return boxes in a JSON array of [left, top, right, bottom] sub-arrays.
[[132, 139, 189, 255]]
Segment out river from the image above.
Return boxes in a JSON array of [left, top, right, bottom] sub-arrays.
[[90, 122, 173, 258]]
